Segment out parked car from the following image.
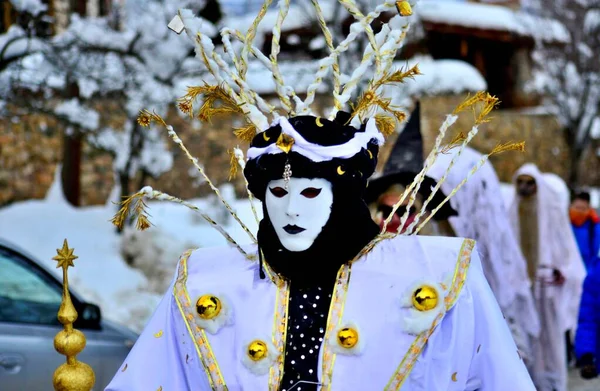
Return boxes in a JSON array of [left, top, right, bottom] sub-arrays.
[[0, 238, 137, 390]]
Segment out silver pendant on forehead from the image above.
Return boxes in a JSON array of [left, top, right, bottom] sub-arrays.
[[283, 161, 292, 189]]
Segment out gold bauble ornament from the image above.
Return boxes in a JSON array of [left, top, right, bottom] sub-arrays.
[[412, 285, 439, 311], [247, 340, 268, 361], [54, 329, 86, 357], [337, 327, 359, 349], [195, 295, 222, 319], [53, 360, 95, 391]]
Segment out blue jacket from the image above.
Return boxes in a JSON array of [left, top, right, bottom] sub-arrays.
[[572, 220, 600, 272], [576, 268, 600, 372]]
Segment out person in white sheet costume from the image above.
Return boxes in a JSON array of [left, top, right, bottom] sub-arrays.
[[428, 147, 540, 365], [105, 1, 536, 389], [508, 163, 586, 391]]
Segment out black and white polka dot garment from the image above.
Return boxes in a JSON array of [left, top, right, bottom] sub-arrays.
[[280, 285, 333, 391]]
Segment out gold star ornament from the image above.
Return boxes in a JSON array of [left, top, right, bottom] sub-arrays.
[[52, 239, 78, 269]]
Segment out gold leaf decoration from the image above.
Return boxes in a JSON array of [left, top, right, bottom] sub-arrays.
[[137, 109, 167, 128], [490, 141, 526, 155], [110, 192, 153, 232], [233, 122, 258, 143], [441, 132, 467, 154], [154, 330, 164, 338], [177, 100, 193, 117], [228, 149, 238, 181], [451, 91, 500, 125], [374, 114, 396, 137], [178, 83, 242, 124]]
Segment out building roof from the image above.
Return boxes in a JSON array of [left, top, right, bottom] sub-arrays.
[[416, 0, 570, 44]]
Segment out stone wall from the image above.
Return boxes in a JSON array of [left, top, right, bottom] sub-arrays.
[[420, 95, 573, 183], [1, 93, 599, 207]]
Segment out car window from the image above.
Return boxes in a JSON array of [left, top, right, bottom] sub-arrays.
[[0, 247, 62, 326]]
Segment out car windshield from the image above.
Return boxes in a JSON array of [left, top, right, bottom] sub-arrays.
[[0, 246, 62, 326]]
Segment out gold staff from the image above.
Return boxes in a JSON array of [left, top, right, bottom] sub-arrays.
[[52, 239, 95, 391]]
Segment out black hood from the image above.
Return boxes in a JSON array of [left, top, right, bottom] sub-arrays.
[[244, 112, 381, 285], [258, 181, 379, 286]]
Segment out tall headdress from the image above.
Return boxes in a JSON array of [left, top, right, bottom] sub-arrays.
[[112, 0, 525, 260]]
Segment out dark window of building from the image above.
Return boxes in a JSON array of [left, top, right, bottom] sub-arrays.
[[425, 29, 530, 109]]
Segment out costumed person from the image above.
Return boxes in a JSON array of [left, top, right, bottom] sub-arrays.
[[426, 147, 539, 368], [105, 1, 536, 390], [365, 102, 457, 236], [570, 191, 600, 272], [575, 263, 600, 381], [106, 119, 536, 391], [508, 163, 586, 391]]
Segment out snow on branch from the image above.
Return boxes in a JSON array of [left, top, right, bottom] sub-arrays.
[[54, 98, 100, 131], [9, 0, 47, 16]]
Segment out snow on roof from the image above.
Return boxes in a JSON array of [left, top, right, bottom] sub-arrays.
[[416, 0, 570, 44], [385, 56, 486, 102], [245, 60, 329, 95], [222, 1, 336, 36]]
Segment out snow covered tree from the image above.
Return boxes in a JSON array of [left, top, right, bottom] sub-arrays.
[[0, 0, 217, 206], [528, 0, 600, 186]]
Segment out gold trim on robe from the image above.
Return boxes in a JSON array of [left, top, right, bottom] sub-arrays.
[[320, 263, 353, 390], [173, 250, 228, 390], [384, 239, 475, 390]]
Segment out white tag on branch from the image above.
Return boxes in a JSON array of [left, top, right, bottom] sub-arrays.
[[168, 14, 185, 34]]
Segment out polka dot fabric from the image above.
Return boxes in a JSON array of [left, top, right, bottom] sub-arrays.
[[280, 285, 333, 391]]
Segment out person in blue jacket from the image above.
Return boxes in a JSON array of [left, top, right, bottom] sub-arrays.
[[570, 191, 600, 272], [575, 266, 600, 379]]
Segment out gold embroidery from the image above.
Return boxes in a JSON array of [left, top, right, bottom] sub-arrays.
[[173, 250, 227, 389], [320, 263, 352, 390], [268, 270, 290, 390], [384, 239, 475, 391], [154, 330, 164, 338]]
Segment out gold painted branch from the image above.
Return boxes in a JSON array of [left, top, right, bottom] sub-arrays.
[[52, 239, 95, 391]]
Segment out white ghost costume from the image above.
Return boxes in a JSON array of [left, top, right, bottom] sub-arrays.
[[508, 163, 586, 391], [428, 147, 540, 364]]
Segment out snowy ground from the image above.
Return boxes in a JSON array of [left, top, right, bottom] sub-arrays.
[[569, 368, 600, 391], [0, 178, 261, 332]]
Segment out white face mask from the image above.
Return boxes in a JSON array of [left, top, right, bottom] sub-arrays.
[[265, 177, 333, 252]]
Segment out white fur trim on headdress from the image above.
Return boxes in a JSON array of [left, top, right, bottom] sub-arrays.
[[247, 117, 384, 163], [399, 280, 447, 335], [241, 337, 279, 376]]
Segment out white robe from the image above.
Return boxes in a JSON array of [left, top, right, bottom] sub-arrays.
[[428, 147, 540, 363], [106, 235, 535, 390], [508, 163, 586, 391]]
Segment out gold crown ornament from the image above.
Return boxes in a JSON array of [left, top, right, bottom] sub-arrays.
[[52, 240, 95, 391]]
